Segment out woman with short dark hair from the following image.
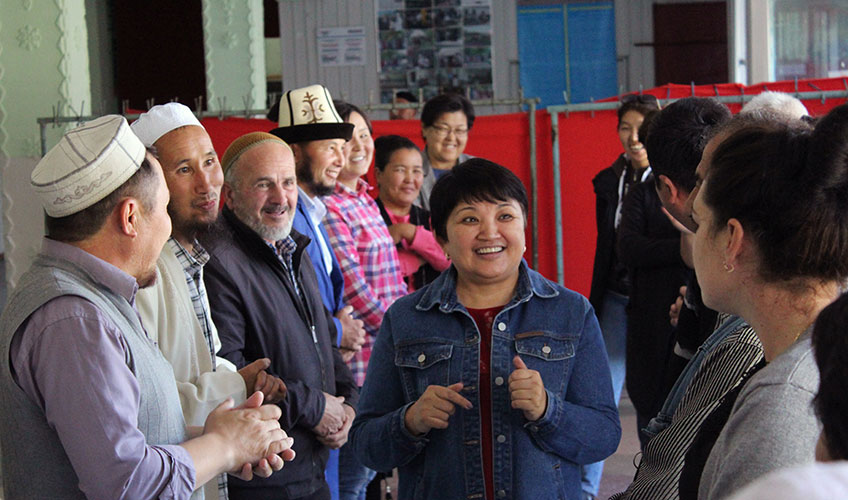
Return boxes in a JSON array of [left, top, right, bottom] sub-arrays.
[[350, 158, 620, 500]]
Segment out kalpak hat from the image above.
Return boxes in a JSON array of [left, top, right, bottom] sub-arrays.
[[131, 102, 204, 147], [269, 84, 353, 144], [31, 115, 146, 218]]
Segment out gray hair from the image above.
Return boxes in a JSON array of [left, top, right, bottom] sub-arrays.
[[741, 91, 809, 121]]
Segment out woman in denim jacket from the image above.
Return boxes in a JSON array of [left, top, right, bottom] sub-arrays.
[[350, 159, 621, 500]]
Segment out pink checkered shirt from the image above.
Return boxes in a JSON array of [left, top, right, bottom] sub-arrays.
[[323, 179, 407, 385]]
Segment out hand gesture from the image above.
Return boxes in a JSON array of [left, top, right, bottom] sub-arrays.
[[313, 392, 346, 437], [203, 392, 294, 478], [404, 382, 472, 436], [337, 305, 366, 354], [317, 404, 356, 449], [509, 356, 547, 422]]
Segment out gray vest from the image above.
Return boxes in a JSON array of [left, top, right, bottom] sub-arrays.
[[0, 253, 200, 499]]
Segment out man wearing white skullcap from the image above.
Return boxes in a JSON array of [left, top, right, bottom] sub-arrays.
[[0, 115, 294, 499], [133, 103, 288, 500]]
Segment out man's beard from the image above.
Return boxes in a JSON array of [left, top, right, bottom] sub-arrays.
[[167, 202, 218, 242], [232, 198, 294, 242], [297, 156, 335, 197]]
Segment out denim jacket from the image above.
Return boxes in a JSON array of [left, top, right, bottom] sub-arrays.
[[350, 262, 621, 500]]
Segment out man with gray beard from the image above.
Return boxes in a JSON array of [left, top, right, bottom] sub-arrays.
[[201, 131, 358, 500]]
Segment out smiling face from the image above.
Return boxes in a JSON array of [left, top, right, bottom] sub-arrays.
[[376, 148, 424, 211], [153, 125, 223, 244], [618, 110, 648, 167], [339, 111, 374, 188], [422, 110, 469, 167], [439, 198, 526, 290], [294, 138, 346, 197], [226, 142, 298, 243]]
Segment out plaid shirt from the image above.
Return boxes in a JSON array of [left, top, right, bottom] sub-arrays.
[[169, 237, 216, 369], [323, 179, 407, 385], [167, 237, 229, 500]]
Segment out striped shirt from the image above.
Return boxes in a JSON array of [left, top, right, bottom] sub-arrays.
[[168, 237, 229, 500], [611, 315, 764, 500], [323, 179, 407, 385]]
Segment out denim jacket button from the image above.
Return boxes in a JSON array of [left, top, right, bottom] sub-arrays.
[[494, 376, 504, 386], [496, 434, 506, 443], [497, 489, 507, 498], [417, 353, 426, 363], [497, 322, 507, 332], [542, 345, 552, 355]]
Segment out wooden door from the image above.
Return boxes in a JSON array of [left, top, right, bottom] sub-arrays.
[[653, 2, 728, 86]]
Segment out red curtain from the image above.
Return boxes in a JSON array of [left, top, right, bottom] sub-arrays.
[[198, 77, 848, 297]]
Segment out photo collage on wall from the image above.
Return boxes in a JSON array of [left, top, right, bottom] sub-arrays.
[[377, 0, 494, 104]]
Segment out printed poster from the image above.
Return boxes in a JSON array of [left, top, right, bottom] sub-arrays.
[[377, 0, 493, 103]]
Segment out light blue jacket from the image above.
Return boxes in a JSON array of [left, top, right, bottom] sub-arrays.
[[350, 262, 620, 500]]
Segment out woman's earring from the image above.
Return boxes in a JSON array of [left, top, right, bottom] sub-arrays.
[[723, 262, 735, 273]]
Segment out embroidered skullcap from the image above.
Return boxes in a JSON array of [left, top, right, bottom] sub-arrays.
[[269, 84, 353, 144], [130, 102, 204, 147], [221, 132, 292, 175], [31, 115, 146, 218]]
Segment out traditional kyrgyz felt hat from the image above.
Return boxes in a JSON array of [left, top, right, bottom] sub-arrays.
[[31, 115, 146, 217], [221, 132, 291, 175], [130, 102, 204, 147], [269, 84, 353, 144]]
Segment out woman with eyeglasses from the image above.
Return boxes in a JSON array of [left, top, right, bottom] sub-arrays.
[[416, 93, 476, 210]]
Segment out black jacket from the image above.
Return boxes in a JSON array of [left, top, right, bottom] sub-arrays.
[[202, 208, 358, 499], [617, 180, 688, 418], [589, 154, 628, 313]]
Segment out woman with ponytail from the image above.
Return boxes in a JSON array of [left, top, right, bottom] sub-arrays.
[[678, 105, 848, 499]]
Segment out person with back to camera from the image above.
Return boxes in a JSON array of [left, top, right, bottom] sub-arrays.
[[617, 110, 689, 450], [374, 135, 451, 292], [349, 158, 621, 500], [416, 93, 476, 210], [677, 103, 848, 499]]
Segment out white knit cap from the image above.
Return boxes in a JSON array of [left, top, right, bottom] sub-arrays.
[[31, 115, 146, 217], [130, 102, 204, 147]]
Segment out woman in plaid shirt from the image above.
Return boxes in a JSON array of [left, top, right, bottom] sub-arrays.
[[323, 101, 407, 500]]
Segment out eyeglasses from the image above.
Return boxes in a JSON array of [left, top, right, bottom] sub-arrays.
[[620, 94, 660, 108], [428, 123, 469, 138]]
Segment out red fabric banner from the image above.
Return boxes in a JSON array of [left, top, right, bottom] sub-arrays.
[[196, 77, 848, 298]]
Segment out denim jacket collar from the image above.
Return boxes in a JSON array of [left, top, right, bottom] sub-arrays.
[[415, 260, 558, 314]]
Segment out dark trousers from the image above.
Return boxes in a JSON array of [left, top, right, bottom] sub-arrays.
[[229, 482, 331, 500]]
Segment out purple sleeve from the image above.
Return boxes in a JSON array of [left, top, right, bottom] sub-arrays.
[[11, 297, 196, 499]]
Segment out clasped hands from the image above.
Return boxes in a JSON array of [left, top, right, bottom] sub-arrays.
[[404, 355, 548, 436], [312, 392, 355, 449], [204, 391, 296, 480]]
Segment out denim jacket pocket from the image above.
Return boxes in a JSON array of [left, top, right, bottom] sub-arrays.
[[514, 333, 576, 394], [395, 340, 453, 399]]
